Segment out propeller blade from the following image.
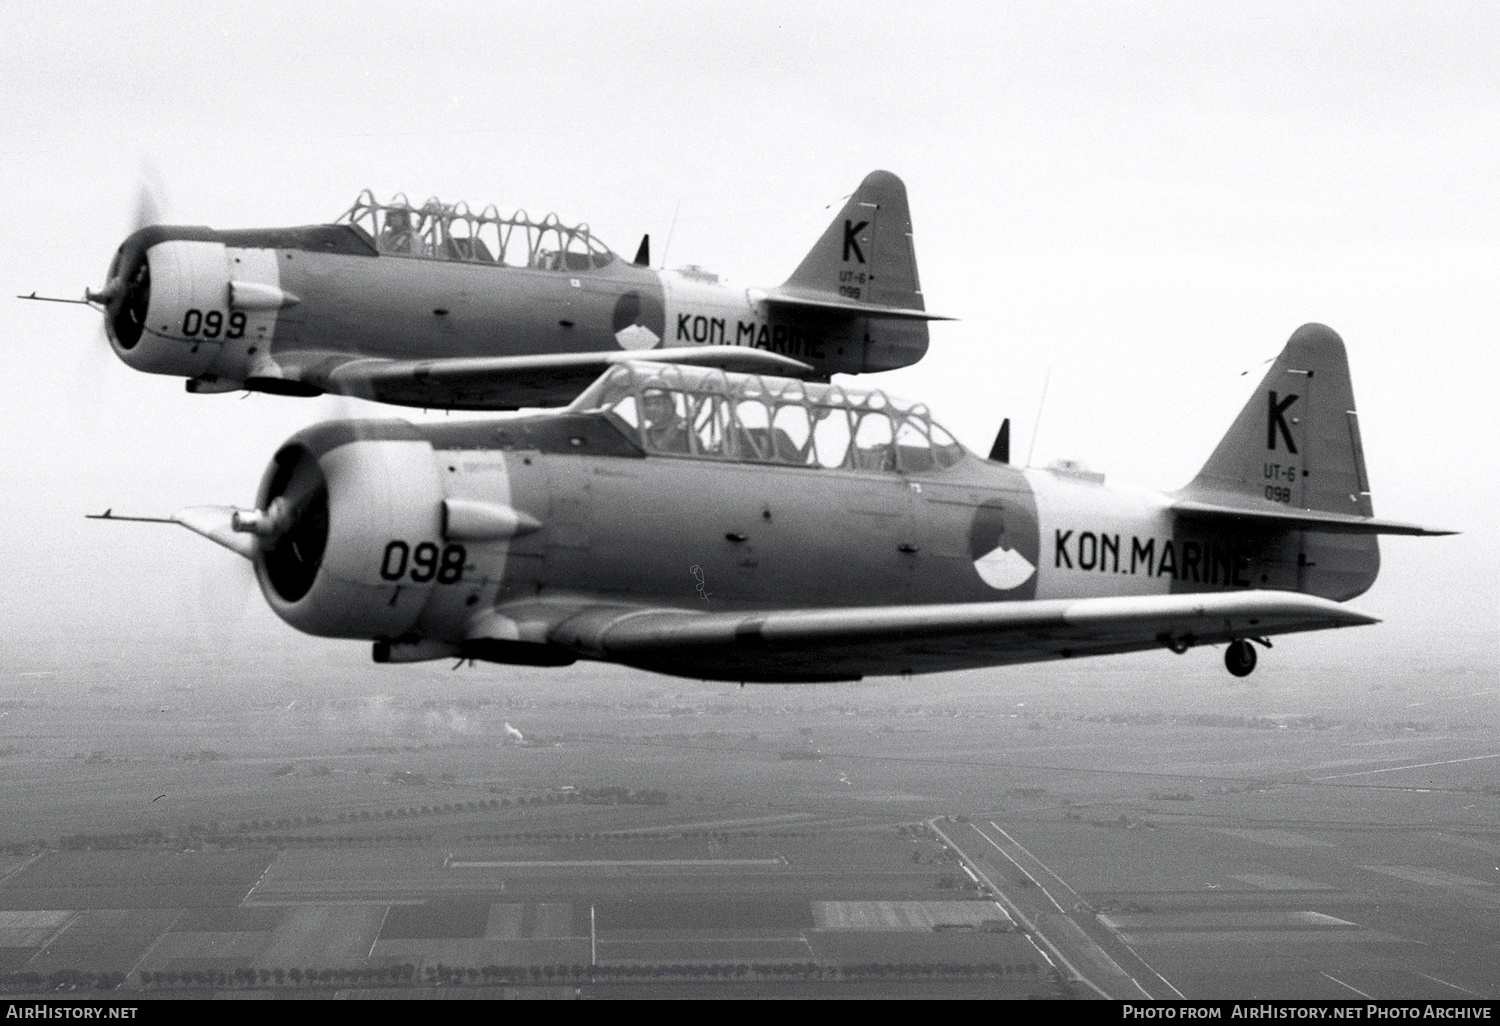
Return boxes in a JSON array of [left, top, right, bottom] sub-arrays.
[[79, 166, 169, 411], [70, 322, 115, 423], [180, 542, 260, 673], [131, 164, 167, 233]]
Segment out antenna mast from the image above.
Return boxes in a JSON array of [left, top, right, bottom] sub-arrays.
[[1025, 366, 1051, 469]]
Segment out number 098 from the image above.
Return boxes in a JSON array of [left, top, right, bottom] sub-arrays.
[[380, 540, 467, 584]]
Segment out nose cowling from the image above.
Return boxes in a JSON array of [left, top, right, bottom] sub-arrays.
[[251, 424, 448, 641], [256, 445, 330, 604], [100, 227, 232, 378], [101, 238, 152, 351]]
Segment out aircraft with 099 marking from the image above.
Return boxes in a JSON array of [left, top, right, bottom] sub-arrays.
[[41, 171, 946, 411], [95, 323, 1451, 683]]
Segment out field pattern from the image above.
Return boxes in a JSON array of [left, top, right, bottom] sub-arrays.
[[0, 650, 1492, 998]]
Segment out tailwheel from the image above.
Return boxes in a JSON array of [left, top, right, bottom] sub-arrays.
[[1224, 639, 1257, 677]]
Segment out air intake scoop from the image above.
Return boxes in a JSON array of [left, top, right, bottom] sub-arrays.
[[442, 499, 540, 542]]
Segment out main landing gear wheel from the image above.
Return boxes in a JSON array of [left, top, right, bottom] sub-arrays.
[[1225, 639, 1257, 677]]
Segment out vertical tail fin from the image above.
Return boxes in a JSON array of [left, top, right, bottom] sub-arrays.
[[1179, 323, 1381, 601], [1183, 323, 1373, 517], [781, 170, 924, 311]]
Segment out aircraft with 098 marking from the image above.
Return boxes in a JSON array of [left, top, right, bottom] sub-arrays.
[[96, 323, 1451, 683]]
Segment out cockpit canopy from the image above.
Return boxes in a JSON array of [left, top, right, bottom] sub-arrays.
[[338, 191, 616, 271], [571, 363, 968, 473]]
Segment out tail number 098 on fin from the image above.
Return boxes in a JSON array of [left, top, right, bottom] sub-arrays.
[[380, 541, 467, 584]]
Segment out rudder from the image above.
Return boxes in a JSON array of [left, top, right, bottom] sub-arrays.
[[1180, 323, 1380, 600], [1186, 323, 1373, 517], [782, 170, 925, 311]]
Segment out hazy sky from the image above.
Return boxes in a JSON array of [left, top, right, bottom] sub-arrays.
[[2, 2, 1495, 681]]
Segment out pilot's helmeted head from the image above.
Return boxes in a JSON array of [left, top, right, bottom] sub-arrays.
[[641, 389, 677, 427]]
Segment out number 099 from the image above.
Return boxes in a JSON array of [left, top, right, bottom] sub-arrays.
[[181, 308, 246, 339]]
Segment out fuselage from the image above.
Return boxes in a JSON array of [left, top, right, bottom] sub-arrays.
[[249, 364, 1378, 678], [372, 424, 1367, 612], [100, 220, 928, 404]]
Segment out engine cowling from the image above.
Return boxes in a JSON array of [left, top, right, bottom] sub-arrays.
[[251, 423, 446, 639], [101, 227, 287, 385]]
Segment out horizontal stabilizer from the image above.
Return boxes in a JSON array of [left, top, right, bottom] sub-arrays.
[[1173, 498, 1455, 537], [761, 288, 953, 322]]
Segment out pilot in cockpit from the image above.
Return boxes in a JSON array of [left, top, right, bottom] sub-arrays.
[[640, 389, 691, 454], [380, 209, 421, 255]]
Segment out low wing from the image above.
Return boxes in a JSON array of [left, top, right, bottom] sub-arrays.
[[270, 347, 815, 411], [539, 591, 1376, 682], [761, 287, 954, 322]]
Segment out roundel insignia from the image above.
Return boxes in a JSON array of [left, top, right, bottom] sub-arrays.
[[968, 499, 1037, 592], [613, 290, 664, 350]]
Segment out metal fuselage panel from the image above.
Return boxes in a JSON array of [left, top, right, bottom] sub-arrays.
[[278, 257, 889, 373], [658, 273, 866, 374], [276, 252, 662, 359], [394, 438, 1351, 643], [1028, 469, 1377, 602], [503, 455, 1282, 615]]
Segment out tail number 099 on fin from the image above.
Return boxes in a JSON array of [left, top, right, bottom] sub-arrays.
[[380, 541, 467, 584]]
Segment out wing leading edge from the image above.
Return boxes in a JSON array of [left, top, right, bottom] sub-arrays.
[[539, 591, 1376, 682], [261, 347, 816, 411]]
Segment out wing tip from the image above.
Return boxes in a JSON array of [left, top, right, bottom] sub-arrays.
[[1338, 609, 1381, 628]]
